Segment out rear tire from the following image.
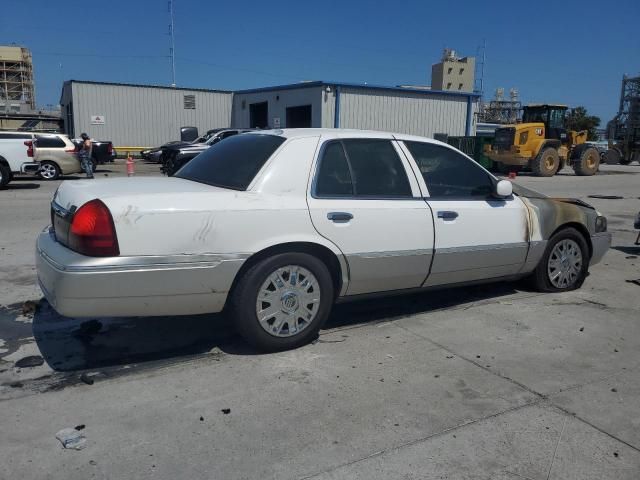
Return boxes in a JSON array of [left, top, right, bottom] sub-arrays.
[[529, 227, 589, 292], [573, 147, 600, 176], [39, 161, 61, 180], [0, 163, 11, 188], [531, 148, 559, 177], [603, 149, 621, 165], [230, 252, 334, 352]]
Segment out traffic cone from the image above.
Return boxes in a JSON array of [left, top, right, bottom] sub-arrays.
[[126, 153, 135, 177]]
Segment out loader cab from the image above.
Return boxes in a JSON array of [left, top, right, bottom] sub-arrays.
[[522, 105, 568, 143]]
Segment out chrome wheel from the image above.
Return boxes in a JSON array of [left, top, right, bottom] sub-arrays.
[[256, 265, 321, 338], [547, 239, 583, 288], [40, 162, 58, 179]]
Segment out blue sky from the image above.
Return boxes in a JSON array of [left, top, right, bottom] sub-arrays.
[[2, 0, 638, 122]]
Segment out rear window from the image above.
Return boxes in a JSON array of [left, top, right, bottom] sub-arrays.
[[36, 135, 66, 148], [176, 134, 285, 190]]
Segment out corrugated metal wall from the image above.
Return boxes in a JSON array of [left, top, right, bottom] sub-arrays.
[[231, 86, 323, 128], [337, 87, 474, 137], [67, 82, 233, 147]]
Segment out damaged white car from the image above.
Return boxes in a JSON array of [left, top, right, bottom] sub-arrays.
[[37, 129, 611, 351]]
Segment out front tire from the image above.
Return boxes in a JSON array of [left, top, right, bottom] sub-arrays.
[[39, 161, 61, 180], [529, 227, 589, 292], [531, 148, 560, 177], [230, 253, 334, 352]]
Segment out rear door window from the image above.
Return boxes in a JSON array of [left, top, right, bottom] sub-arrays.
[[36, 136, 66, 148], [343, 139, 412, 197], [315, 142, 354, 196], [314, 139, 412, 198], [176, 134, 285, 190]]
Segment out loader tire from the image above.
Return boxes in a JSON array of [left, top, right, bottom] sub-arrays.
[[603, 149, 620, 165], [531, 148, 559, 177], [573, 147, 600, 176]]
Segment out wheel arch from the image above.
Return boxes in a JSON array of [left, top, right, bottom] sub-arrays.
[[549, 222, 593, 259], [539, 140, 561, 153], [0, 155, 9, 168], [569, 143, 590, 160], [226, 241, 348, 307]]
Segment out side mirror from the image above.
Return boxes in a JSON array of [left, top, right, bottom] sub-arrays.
[[495, 179, 513, 198]]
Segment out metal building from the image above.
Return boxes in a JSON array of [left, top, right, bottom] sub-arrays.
[[60, 81, 233, 146], [232, 81, 479, 137], [60, 80, 478, 147]]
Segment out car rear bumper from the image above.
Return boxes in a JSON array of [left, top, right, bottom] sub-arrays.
[[590, 232, 611, 266], [21, 162, 41, 174], [36, 228, 247, 318]]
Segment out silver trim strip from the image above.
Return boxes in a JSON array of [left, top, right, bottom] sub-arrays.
[[350, 248, 433, 259], [435, 242, 529, 255]]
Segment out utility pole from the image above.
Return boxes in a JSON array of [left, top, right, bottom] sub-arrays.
[[169, 0, 176, 87]]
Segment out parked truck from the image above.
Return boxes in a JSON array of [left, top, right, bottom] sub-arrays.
[[0, 131, 41, 187]]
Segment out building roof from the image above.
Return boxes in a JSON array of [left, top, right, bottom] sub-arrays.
[[63, 80, 232, 94], [234, 81, 481, 98]]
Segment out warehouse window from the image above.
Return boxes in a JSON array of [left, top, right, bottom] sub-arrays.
[[458, 83, 463, 90], [447, 67, 452, 74], [446, 82, 452, 89], [184, 94, 196, 109], [459, 68, 464, 74]]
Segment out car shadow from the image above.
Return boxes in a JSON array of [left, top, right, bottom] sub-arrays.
[[611, 245, 640, 255], [3, 182, 40, 190], [32, 282, 521, 372]]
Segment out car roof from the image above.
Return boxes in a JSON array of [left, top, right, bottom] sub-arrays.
[[245, 128, 450, 146]]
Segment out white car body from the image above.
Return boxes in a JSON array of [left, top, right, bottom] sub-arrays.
[[0, 131, 41, 185], [37, 129, 610, 326]]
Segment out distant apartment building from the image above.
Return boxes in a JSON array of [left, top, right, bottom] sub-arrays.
[[431, 49, 475, 93]]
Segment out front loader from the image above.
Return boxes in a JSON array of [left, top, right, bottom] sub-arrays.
[[487, 104, 600, 177]]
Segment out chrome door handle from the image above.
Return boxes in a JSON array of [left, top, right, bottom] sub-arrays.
[[437, 211, 458, 220], [327, 212, 353, 223]]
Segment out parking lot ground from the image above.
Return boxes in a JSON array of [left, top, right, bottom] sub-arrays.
[[0, 163, 639, 479]]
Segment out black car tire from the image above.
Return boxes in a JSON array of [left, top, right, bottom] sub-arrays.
[[529, 227, 589, 292], [0, 163, 11, 188], [230, 252, 334, 352]]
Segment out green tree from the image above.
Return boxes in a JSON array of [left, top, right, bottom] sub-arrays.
[[565, 106, 601, 141]]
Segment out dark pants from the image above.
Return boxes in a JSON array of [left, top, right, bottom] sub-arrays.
[[79, 151, 93, 178]]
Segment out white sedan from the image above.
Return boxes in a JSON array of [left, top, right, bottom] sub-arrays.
[[37, 129, 611, 351]]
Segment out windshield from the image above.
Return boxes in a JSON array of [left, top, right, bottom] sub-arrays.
[[523, 108, 547, 124], [176, 134, 285, 190]]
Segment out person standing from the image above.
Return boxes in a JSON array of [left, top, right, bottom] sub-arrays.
[[78, 133, 94, 179]]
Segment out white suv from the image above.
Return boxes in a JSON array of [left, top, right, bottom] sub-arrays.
[[0, 131, 41, 187]]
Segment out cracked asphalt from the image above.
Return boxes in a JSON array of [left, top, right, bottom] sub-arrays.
[[1, 161, 639, 479]]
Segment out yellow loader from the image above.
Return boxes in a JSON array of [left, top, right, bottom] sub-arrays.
[[487, 104, 600, 177]]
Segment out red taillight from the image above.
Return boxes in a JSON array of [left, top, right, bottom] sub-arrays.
[[107, 143, 113, 154], [24, 140, 33, 157], [69, 199, 119, 257], [65, 146, 77, 153]]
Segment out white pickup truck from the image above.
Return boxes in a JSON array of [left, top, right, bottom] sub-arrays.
[[0, 131, 41, 187]]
